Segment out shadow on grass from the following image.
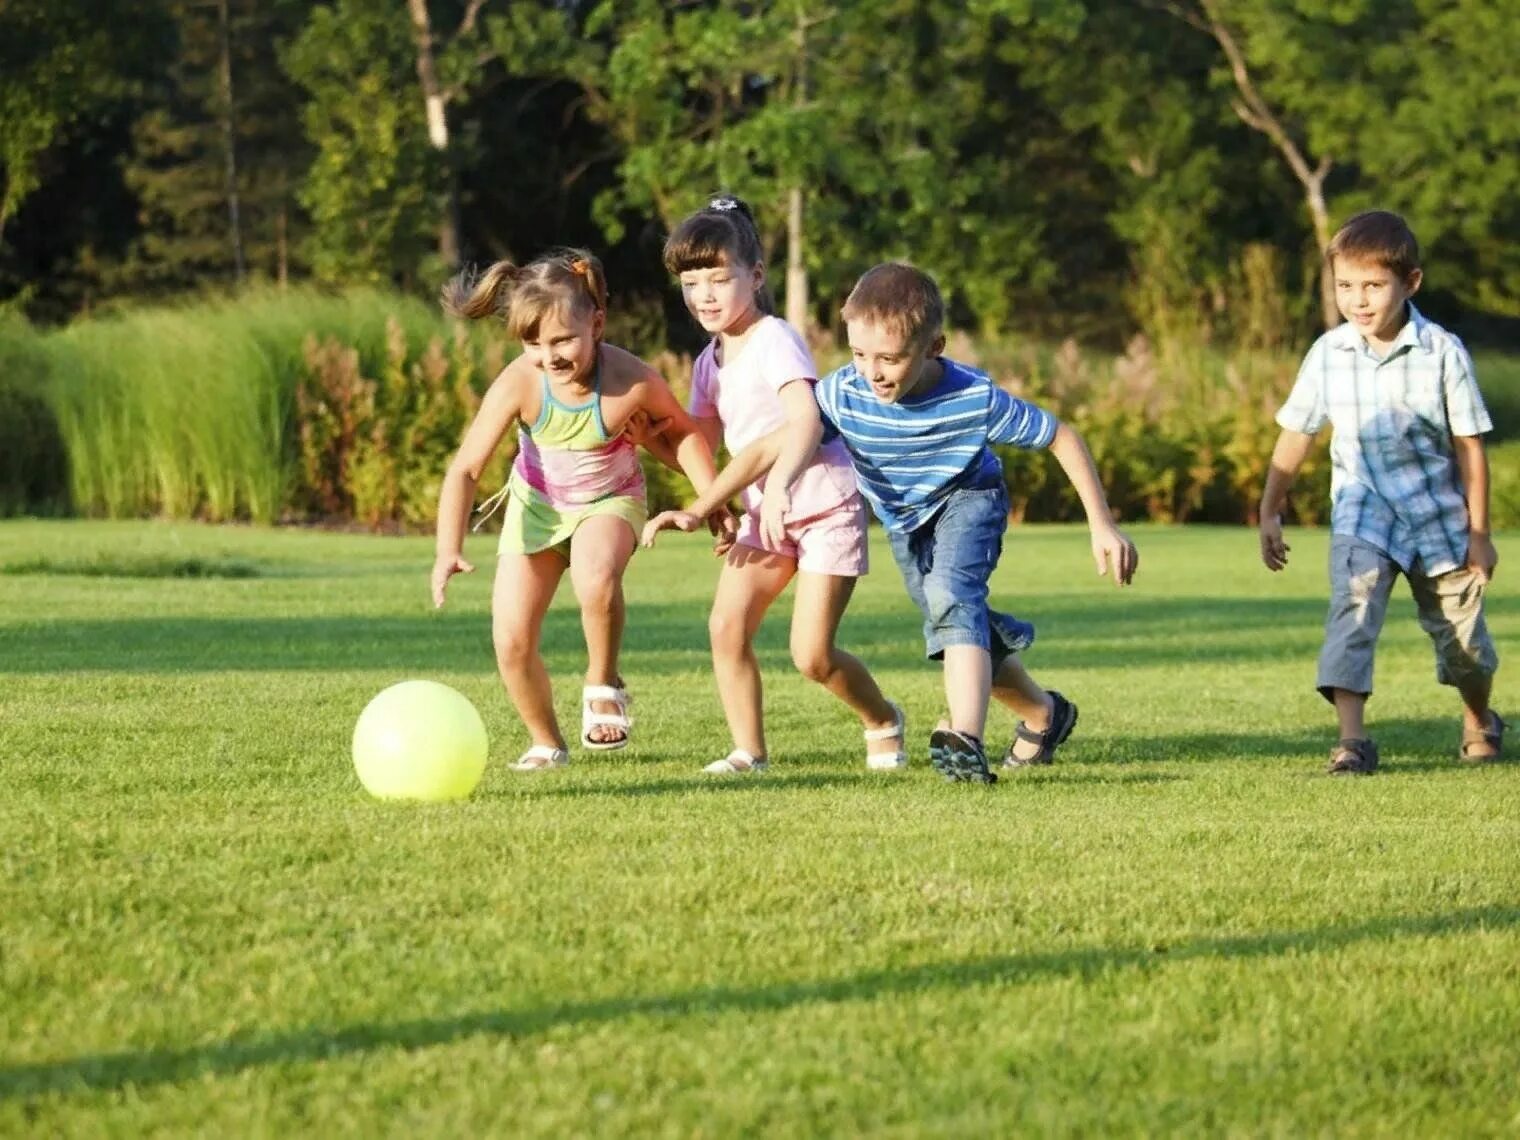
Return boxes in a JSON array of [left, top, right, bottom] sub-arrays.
[[4, 904, 1516, 1101], [506, 771, 870, 799], [0, 595, 1334, 675], [1090, 718, 1498, 774]]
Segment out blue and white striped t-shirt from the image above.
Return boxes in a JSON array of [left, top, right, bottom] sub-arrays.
[[815, 358, 1057, 533]]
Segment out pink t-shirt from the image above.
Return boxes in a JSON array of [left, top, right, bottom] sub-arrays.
[[689, 316, 857, 519]]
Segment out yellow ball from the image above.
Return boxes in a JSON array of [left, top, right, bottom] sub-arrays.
[[353, 680, 488, 802]]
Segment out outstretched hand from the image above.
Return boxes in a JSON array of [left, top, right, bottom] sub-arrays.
[[1259, 516, 1290, 572], [431, 553, 475, 608], [641, 509, 702, 548], [1091, 521, 1138, 585]]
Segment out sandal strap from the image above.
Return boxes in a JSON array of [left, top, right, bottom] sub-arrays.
[[583, 684, 631, 705], [863, 701, 905, 742]]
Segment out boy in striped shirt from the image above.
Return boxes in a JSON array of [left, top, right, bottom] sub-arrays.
[[645, 262, 1137, 783]]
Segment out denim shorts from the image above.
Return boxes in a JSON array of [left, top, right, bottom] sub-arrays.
[[887, 479, 1034, 668], [1317, 533, 1498, 699]]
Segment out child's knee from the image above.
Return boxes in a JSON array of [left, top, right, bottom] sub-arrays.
[[708, 607, 749, 656], [493, 625, 537, 669], [789, 640, 835, 684], [572, 565, 622, 608], [923, 579, 979, 637]]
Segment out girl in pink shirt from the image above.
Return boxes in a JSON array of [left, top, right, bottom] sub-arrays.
[[648, 196, 905, 774]]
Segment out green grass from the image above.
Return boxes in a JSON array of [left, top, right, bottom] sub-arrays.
[[2, 520, 1518, 1136]]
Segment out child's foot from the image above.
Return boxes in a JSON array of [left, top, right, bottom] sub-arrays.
[[704, 749, 768, 775], [581, 682, 633, 750], [928, 728, 996, 784], [511, 744, 570, 771], [1459, 711, 1505, 762], [1004, 691, 1078, 768], [864, 702, 908, 770], [1327, 738, 1379, 775]]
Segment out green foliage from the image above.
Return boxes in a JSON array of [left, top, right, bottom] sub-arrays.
[[293, 316, 508, 528], [285, 0, 440, 286], [40, 287, 456, 522], [0, 0, 152, 237], [0, 313, 68, 516], [117, 0, 313, 295]]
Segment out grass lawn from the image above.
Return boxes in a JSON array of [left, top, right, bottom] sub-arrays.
[[2, 519, 1518, 1137]]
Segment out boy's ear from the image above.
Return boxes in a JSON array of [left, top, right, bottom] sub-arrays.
[[1405, 267, 1423, 296], [592, 308, 606, 339], [925, 332, 947, 357]]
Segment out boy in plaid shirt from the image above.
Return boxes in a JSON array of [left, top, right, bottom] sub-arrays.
[[1259, 210, 1501, 774]]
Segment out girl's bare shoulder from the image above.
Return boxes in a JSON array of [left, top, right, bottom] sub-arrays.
[[600, 342, 662, 391]]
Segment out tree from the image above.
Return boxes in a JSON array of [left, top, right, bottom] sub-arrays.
[[0, 0, 150, 246], [1153, 0, 1420, 330], [286, 0, 443, 285], [120, 0, 313, 295]]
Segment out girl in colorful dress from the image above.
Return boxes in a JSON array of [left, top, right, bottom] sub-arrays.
[[433, 249, 718, 770]]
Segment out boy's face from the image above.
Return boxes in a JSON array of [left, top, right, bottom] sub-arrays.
[[846, 319, 946, 404], [1332, 255, 1422, 344], [678, 253, 764, 336]]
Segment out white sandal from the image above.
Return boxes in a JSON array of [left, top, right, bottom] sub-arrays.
[[511, 744, 569, 771], [581, 683, 633, 751], [703, 749, 768, 775], [864, 701, 908, 770]]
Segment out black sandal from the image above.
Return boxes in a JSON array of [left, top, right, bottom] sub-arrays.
[[1003, 691, 1078, 768], [1327, 737, 1379, 775], [929, 728, 996, 784]]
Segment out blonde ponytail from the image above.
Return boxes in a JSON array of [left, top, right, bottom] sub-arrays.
[[441, 260, 522, 321]]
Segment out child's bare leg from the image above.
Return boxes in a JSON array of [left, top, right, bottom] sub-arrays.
[[790, 571, 900, 755], [1331, 687, 1368, 740], [709, 547, 794, 759], [992, 653, 1055, 763], [493, 551, 570, 749], [569, 516, 638, 744], [1458, 674, 1494, 732], [942, 644, 993, 741]]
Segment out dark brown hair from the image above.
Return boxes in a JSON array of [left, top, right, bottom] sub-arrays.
[[663, 195, 776, 316], [441, 248, 608, 340], [840, 262, 945, 347], [1326, 210, 1421, 280]]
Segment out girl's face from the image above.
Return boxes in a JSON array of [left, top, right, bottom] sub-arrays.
[[678, 253, 763, 336], [522, 304, 604, 385]]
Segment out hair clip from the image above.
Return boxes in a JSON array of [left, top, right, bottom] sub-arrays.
[[570, 258, 591, 277], [708, 196, 739, 212]]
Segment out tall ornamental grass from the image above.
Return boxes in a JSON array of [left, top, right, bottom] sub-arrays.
[[41, 288, 460, 523]]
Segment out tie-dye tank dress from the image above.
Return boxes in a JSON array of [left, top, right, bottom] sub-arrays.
[[491, 364, 647, 557]]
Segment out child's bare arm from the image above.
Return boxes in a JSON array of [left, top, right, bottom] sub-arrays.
[[636, 375, 718, 493], [1454, 433, 1497, 581], [689, 427, 787, 518], [1047, 420, 1138, 585], [756, 381, 825, 546], [1257, 429, 1315, 572], [433, 370, 522, 607]]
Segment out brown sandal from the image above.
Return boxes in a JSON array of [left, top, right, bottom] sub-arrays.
[[1459, 712, 1505, 762], [1327, 738, 1379, 775]]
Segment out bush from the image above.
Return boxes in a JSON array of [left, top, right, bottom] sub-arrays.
[[0, 315, 69, 517]]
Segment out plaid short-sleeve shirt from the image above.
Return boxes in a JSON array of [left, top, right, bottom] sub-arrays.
[[1275, 304, 1491, 576]]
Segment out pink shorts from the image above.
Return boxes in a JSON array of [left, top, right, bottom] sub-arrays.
[[735, 492, 869, 577]]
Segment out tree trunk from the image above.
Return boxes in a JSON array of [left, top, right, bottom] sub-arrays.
[[785, 185, 809, 333], [784, 7, 810, 333], [1305, 174, 1337, 329], [216, 0, 245, 284], [406, 0, 460, 270]]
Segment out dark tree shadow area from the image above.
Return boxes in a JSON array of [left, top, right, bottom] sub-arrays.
[[3, 905, 1515, 1101], [3, 595, 1333, 675]]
